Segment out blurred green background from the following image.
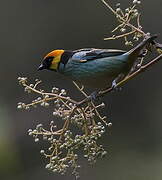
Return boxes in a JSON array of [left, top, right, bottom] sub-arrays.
[[0, 0, 162, 179]]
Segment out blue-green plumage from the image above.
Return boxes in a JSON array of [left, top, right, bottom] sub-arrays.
[[57, 36, 156, 88], [59, 54, 127, 88], [38, 35, 157, 89]]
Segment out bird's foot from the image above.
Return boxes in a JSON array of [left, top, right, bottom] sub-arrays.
[[88, 91, 99, 102], [111, 80, 122, 91], [76, 91, 99, 107]]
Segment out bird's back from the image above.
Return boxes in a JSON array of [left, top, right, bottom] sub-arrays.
[[58, 49, 128, 88]]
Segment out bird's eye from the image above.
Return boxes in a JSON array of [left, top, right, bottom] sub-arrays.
[[41, 56, 54, 69], [45, 56, 53, 62]]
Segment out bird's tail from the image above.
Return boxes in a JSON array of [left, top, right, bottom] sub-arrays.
[[126, 35, 157, 63]]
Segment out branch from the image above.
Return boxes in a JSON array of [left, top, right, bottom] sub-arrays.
[[77, 54, 162, 106], [17, 1, 162, 179], [101, 0, 162, 51]]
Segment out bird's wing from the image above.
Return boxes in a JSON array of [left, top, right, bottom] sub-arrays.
[[72, 48, 126, 62]]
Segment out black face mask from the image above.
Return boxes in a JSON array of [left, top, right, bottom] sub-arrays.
[[38, 56, 53, 71]]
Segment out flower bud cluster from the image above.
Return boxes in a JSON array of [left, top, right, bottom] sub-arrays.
[[104, 1, 143, 46], [18, 77, 111, 178], [133, 0, 141, 5], [18, 77, 27, 85]]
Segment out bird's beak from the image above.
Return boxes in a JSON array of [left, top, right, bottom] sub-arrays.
[[38, 64, 45, 71]]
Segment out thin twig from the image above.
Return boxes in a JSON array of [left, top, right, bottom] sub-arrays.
[[23, 81, 77, 104], [104, 30, 136, 40], [101, 0, 146, 36], [73, 81, 88, 98], [80, 108, 89, 136]]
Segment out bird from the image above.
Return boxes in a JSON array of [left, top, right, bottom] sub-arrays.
[[38, 35, 156, 90]]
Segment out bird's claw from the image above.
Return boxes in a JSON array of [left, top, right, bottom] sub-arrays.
[[76, 91, 99, 107], [112, 80, 117, 89], [89, 91, 99, 101], [111, 80, 122, 91]]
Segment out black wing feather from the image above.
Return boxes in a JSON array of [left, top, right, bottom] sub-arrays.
[[74, 48, 126, 61]]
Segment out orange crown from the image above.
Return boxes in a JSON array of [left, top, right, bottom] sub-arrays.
[[44, 49, 64, 59]]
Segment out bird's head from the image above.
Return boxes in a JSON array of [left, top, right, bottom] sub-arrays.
[[38, 49, 65, 71]]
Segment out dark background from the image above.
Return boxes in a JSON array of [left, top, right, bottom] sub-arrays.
[[0, 0, 162, 180]]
